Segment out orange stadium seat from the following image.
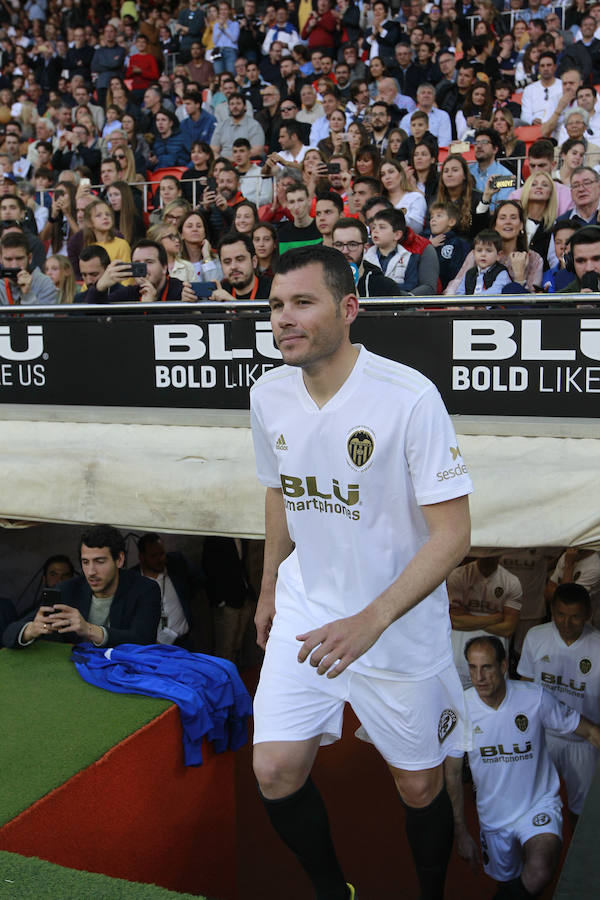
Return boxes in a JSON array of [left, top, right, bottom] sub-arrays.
[[514, 124, 542, 143]]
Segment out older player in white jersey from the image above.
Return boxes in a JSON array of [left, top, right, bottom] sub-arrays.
[[250, 245, 473, 900], [446, 636, 600, 900], [518, 582, 600, 822]]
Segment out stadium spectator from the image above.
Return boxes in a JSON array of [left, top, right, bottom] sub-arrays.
[[0, 231, 58, 306], [44, 254, 77, 304], [277, 182, 321, 253], [85, 239, 197, 304], [332, 216, 400, 297], [210, 92, 265, 159], [252, 221, 279, 278], [211, 230, 272, 301]]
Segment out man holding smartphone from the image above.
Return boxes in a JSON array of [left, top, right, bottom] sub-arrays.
[[2, 525, 160, 649], [85, 240, 198, 304]]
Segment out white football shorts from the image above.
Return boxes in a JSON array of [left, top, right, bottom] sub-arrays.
[[546, 733, 600, 816], [253, 634, 471, 770], [480, 796, 563, 882]]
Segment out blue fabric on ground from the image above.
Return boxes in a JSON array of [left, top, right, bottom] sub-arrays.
[[71, 643, 252, 765]]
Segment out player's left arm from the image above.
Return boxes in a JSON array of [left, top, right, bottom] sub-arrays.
[[297, 494, 471, 677], [573, 715, 600, 750], [444, 755, 480, 871]]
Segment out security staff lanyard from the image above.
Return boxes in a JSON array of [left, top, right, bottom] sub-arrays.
[[4, 278, 14, 305]]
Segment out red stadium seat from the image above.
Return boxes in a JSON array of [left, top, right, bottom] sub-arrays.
[[146, 166, 188, 208], [514, 125, 542, 143], [438, 145, 476, 164]]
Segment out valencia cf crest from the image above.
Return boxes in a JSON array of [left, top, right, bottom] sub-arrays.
[[438, 709, 457, 743], [580, 658, 592, 674], [515, 714, 529, 732], [532, 813, 551, 827], [494, 586, 504, 598], [347, 429, 374, 468]]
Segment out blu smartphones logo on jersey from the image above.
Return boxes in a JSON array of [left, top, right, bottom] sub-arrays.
[[480, 742, 533, 760], [0, 325, 46, 388], [280, 474, 360, 521], [451, 318, 600, 395], [541, 672, 586, 692]]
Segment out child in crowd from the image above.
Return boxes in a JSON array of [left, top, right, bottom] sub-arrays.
[[542, 221, 581, 292], [428, 201, 470, 290], [363, 208, 420, 291], [453, 229, 512, 295]]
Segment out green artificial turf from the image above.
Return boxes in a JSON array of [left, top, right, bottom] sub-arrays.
[[0, 642, 170, 826], [0, 852, 206, 898]]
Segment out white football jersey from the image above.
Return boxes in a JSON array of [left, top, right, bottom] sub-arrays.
[[466, 680, 579, 831], [518, 622, 600, 739], [551, 552, 600, 600], [250, 346, 473, 679]]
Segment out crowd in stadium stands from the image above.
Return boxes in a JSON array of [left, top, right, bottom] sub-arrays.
[[2, 0, 600, 302]]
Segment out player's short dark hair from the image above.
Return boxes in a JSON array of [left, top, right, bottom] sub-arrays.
[[538, 50, 556, 65], [79, 244, 111, 268], [279, 120, 302, 140], [352, 176, 380, 194], [363, 195, 393, 217], [552, 581, 591, 612], [232, 137, 251, 149], [275, 245, 355, 305], [475, 127, 502, 154], [80, 525, 125, 561], [568, 223, 600, 251], [464, 635, 506, 664], [217, 230, 255, 258], [132, 238, 168, 267], [371, 207, 406, 234], [286, 182, 309, 198], [473, 229, 502, 252], [43, 554, 75, 577], [333, 217, 369, 243], [137, 532, 163, 555], [315, 189, 344, 215]]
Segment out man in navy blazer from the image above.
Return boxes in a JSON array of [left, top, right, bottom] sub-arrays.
[[2, 525, 160, 649]]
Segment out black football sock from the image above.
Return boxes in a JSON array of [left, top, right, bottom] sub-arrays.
[[493, 877, 538, 899], [260, 777, 350, 900], [402, 786, 454, 900]]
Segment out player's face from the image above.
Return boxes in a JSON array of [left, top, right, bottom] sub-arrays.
[[467, 644, 507, 706], [269, 264, 352, 371], [552, 599, 589, 644], [80, 543, 124, 597]]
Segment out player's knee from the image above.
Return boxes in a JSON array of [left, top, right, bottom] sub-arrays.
[[392, 767, 443, 808], [522, 847, 559, 894], [253, 745, 307, 799]]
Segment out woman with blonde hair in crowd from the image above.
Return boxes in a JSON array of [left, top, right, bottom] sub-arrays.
[[81, 199, 131, 262], [148, 222, 198, 283], [379, 158, 427, 234], [106, 181, 146, 246], [519, 170, 557, 269], [113, 146, 141, 185], [161, 198, 193, 229], [44, 254, 77, 304]]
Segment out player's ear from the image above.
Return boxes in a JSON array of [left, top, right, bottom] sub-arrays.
[[341, 292, 359, 325]]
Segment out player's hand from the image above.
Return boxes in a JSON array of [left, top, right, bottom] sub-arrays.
[[455, 824, 480, 872], [296, 609, 383, 678], [47, 603, 88, 636], [255, 592, 276, 649]]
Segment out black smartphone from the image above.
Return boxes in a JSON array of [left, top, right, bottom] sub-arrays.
[[41, 588, 61, 614], [580, 272, 600, 292], [130, 262, 147, 277], [0, 266, 20, 279], [327, 162, 341, 174], [191, 281, 217, 298], [206, 176, 217, 192]]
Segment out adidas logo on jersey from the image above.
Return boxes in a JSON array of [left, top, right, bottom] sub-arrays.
[[275, 434, 288, 451]]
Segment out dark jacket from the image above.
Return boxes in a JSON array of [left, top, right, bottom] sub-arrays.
[[2, 569, 161, 649], [357, 260, 401, 297], [86, 275, 186, 304], [465, 260, 509, 294], [131, 551, 197, 627], [202, 538, 256, 610], [435, 230, 470, 291]]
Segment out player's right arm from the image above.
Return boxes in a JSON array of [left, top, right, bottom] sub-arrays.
[[255, 487, 294, 649], [443, 755, 480, 871]]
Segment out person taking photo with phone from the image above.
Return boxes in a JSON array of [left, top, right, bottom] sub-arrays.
[[469, 128, 516, 212], [84, 240, 198, 304]]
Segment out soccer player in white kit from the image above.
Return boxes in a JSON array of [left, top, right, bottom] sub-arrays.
[[446, 636, 600, 900], [250, 246, 473, 899], [518, 582, 600, 822]]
